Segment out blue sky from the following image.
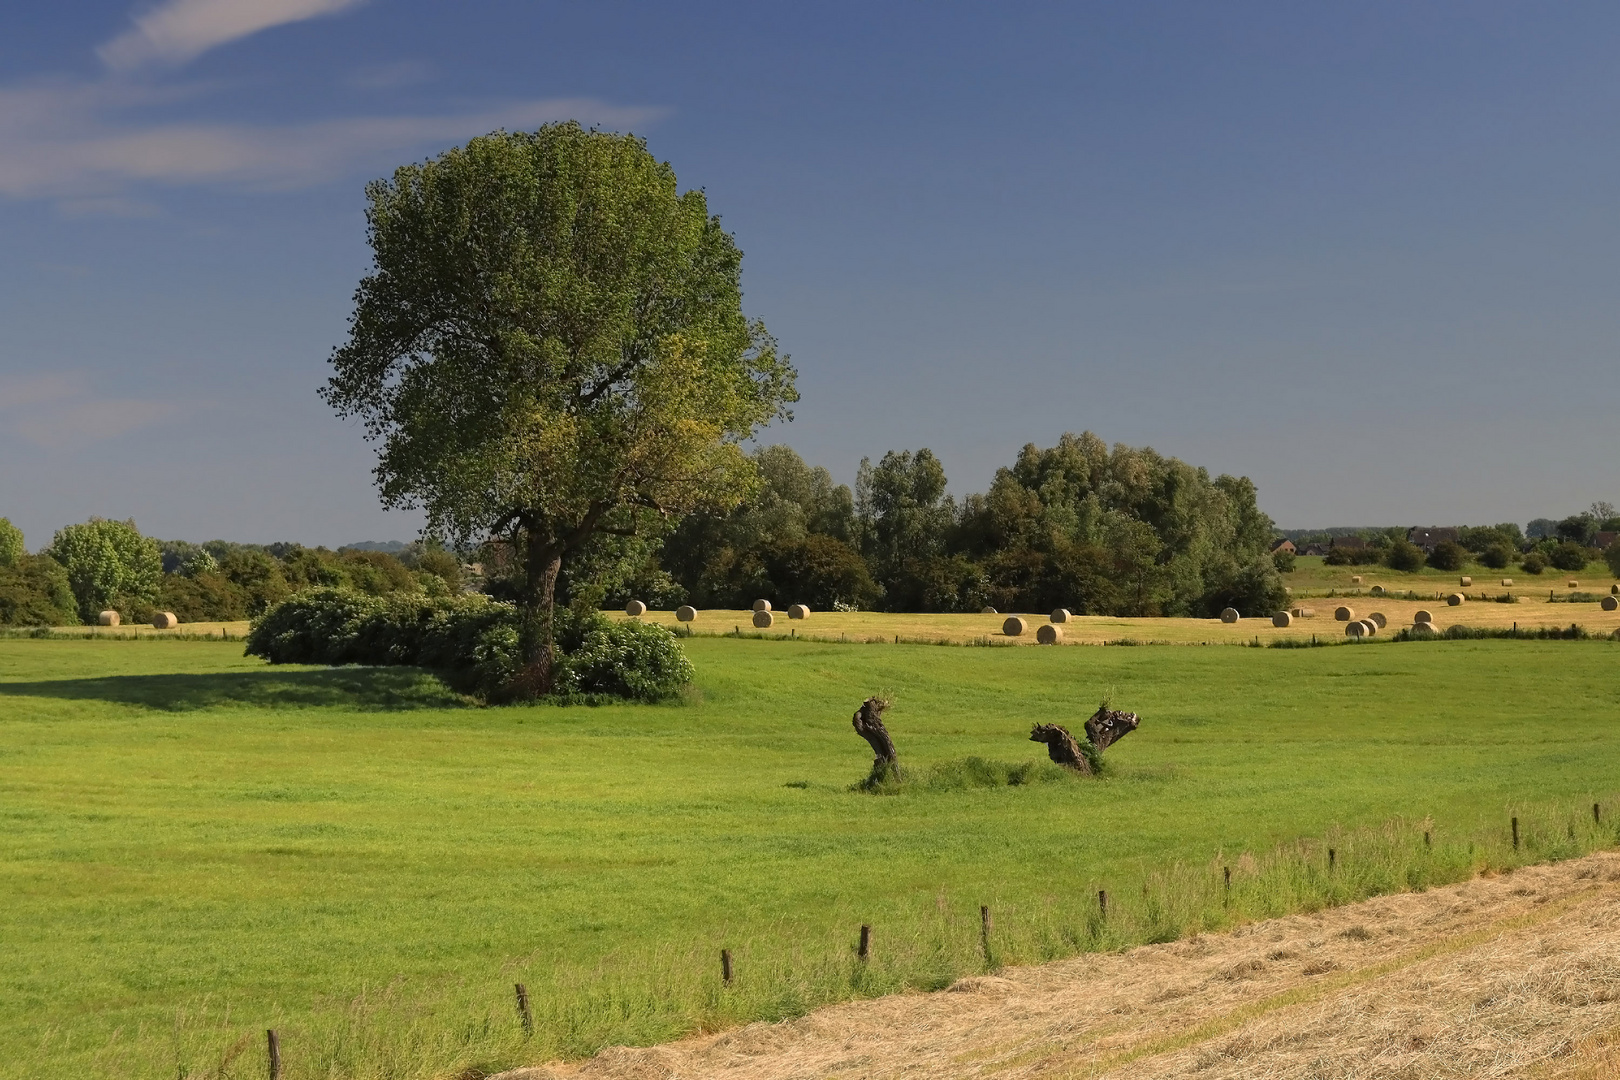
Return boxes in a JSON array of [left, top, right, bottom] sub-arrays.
[[2, 1, 1617, 546]]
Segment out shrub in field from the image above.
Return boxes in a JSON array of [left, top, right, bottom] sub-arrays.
[[1479, 544, 1513, 570], [0, 554, 78, 626], [1271, 548, 1296, 573], [1549, 541, 1590, 572], [157, 572, 248, 622], [47, 517, 162, 623], [1384, 539, 1425, 572], [1426, 540, 1466, 571], [219, 550, 292, 614], [246, 589, 691, 702], [1606, 540, 1620, 579], [0, 517, 22, 568], [1521, 551, 1548, 574], [1204, 556, 1288, 618]]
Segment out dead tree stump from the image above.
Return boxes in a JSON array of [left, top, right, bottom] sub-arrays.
[[1084, 705, 1140, 752], [1029, 723, 1092, 774], [853, 697, 899, 785]]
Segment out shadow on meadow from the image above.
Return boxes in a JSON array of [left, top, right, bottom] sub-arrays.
[[0, 665, 465, 711]]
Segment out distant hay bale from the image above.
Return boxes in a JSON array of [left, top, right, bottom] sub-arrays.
[[1036, 623, 1063, 645], [1602, 595, 1619, 612], [752, 599, 772, 612], [1613, 584, 1619, 595], [1291, 606, 1316, 618], [752, 609, 774, 628], [1368, 612, 1387, 628], [1369, 585, 1385, 597], [98, 610, 119, 626], [1002, 616, 1028, 637], [1414, 609, 1434, 623], [1568, 580, 1580, 589], [1345, 621, 1368, 638], [1411, 620, 1438, 635], [1334, 606, 1354, 621], [151, 612, 178, 629], [1460, 576, 1472, 587], [1502, 578, 1514, 587], [981, 606, 998, 614], [1220, 607, 1240, 623], [1272, 611, 1292, 627], [1351, 575, 1363, 584], [1446, 593, 1465, 606], [787, 604, 810, 620], [1050, 608, 1071, 623], [676, 605, 697, 622], [625, 600, 647, 617]]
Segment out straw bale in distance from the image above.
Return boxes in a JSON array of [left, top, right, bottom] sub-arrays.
[[1414, 609, 1434, 622], [1602, 595, 1619, 612], [752, 609, 774, 628], [1460, 576, 1472, 587], [1272, 611, 1292, 627], [1569, 580, 1580, 588], [1345, 620, 1368, 638], [1220, 607, 1240, 623], [1291, 606, 1315, 618], [787, 603, 810, 619], [1368, 611, 1387, 628], [1002, 616, 1027, 637], [1361, 619, 1378, 636], [1035, 623, 1063, 644], [1370, 584, 1385, 596], [1447, 593, 1465, 606], [151, 612, 178, 629], [624, 600, 646, 616], [1351, 575, 1362, 584], [1411, 620, 1438, 635], [1049, 608, 1070, 623], [676, 605, 696, 622], [1334, 606, 1354, 621], [98, 610, 119, 626], [752, 599, 772, 612], [1503, 578, 1514, 587], [980, 606, 997, 614]]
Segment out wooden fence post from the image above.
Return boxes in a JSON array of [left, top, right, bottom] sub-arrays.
[[514, 983, 533, 1037], [1512, 816, 1520, 850], [858, 924, 871, 962], [1098, 889, 1108, 919], [267, 1030, 280, 1080], [979, 905, 992, 961], [721, 948, 733, 986]]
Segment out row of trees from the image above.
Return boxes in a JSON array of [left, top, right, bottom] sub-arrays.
[[1314, 507, 1620, 576], [0, 517, 460, 627]]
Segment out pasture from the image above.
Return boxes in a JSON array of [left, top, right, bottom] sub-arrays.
[[3, 632, 1620, 1079]]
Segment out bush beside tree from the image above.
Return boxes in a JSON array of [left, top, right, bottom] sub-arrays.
[[1426, 540, 1467, 571], [0, 554, 78, 626]]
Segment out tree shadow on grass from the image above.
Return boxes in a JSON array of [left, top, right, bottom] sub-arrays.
[[0, 666, 468, 712]]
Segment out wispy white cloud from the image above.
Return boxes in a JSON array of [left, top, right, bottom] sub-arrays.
[[0, 372, 179, 448], [99, 0, 368, 71]]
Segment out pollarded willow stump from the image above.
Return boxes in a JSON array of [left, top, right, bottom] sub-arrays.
[[1084, 705, 1140, 753], [852, 696, 899, 784], [1029, 723, 1092, 775]]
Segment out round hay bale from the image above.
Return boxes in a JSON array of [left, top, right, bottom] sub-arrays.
[[787, 603, 810, 619], [1351, 575, 1363, 585], [1414, 609, 1434, 623], [1220, 607, 1240, 623], [98, 610, 119, 627], [1446, 593, 1464, 606], [1036, 623, 1063, 645], [1460, 576, 1472, 587], [1612, 584, 1618, 595], [1370, 585, 1385, 597], [1602, 595, 1619, 612], [752, 609, 774, 629], [981, 606, 998, 614], [1345, 620, 1368, 638], [152, 612, 178, 629], [1502, 578, 1514, 587], [1568, 580, 1580, 589], [625, 600, 647, 617], [1368, 611, 1387, 628], [752, 599, 772, 612], [1411, 620, 1438, 636], [676, 605, 697, 622], [1334, 606, 1354, 621], [1050, 608, 1071, 623], [1272, 611, 1292, 627], [1002, 616, 1028, 637]]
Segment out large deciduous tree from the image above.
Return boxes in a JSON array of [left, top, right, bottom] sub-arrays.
[[323, 123, 797, 695]]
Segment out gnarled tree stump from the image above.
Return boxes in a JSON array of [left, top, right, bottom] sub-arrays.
[[852, 697, 899, 784], [1085, 705, 1140, 752], [1029, 723, 1092, 774]]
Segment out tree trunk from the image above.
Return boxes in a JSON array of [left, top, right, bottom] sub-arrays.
[[1085, 705, 1140, 752], [1028, 723, 1092, 774], [513, 534, 563, 699], [852, 697, 899, 785]]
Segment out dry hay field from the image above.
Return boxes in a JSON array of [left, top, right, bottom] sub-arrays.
[[502, 850, 1620, 1080]]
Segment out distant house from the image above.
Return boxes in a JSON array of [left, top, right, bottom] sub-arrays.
[[1270, 539, 1297, 555], [1300, 544, 1330, 557], [1406, 527, 1459, 552], [1330, 536, 1368, 551], [1596, 531, 1617, 551]]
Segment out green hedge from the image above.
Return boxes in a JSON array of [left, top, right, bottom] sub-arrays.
[[245, 589, 692, 702]]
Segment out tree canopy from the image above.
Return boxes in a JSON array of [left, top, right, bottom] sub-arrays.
[[324, 123, 796, 693]]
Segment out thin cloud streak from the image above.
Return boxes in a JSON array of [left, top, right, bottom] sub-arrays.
[[99, 0, 368, 71], [0, 372, 179, 448]]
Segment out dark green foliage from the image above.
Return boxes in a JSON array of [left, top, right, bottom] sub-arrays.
[[245, 589, 691, 702], [157, 572, 249, 622], [857, 756, 1086, 794], [47, 518, 162, 623], [1549, 541, 1590, 571], [1458, 524, 1524, 554], [1271, 548, 1296, 573], [1203, 556, 1289, 618], [1478, 544, 1513, 570], [219, 550, 292, 614], [414, 549, 464, 592], [1521, 551, 1548, 574], [0, 555, 78, 626], [1605, 540, 1620, 578], [1384, 540, 1426, 572], [1556, 514, 1598, 547], [763, 534, 882, 611], [1395, 622, 1593, 641], [1425, 540, 1466, 571]]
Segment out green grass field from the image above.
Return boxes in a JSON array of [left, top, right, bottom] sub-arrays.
[[4, 634, 1620, 1079]]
